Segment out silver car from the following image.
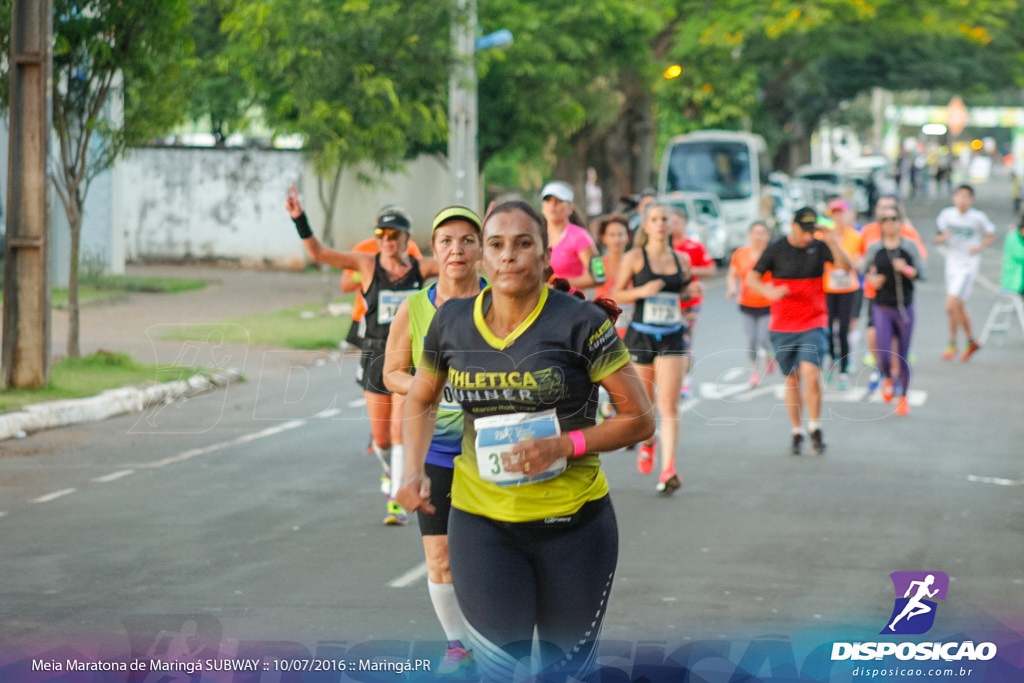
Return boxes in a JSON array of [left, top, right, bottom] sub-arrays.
[[658, 191, 728, 262]]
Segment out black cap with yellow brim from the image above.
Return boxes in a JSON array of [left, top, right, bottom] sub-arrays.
[[432, 205, 483, 233]]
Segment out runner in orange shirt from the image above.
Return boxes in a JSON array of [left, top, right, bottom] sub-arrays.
[[726, 220, 774, 386], [822, 199, 864, 389]]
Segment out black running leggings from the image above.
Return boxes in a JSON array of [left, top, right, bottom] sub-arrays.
[[826, 291, 858, 372], [448, 497, 618, 682]]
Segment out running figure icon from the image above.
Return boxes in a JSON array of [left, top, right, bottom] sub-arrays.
[[887, 574, 939, 632]]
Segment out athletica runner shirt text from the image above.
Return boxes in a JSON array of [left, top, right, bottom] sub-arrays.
[[753, 237, 833, 333], [420, 287, 630, 522]]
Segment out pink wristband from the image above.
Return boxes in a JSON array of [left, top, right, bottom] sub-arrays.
[[568, 430, 587, 457], [903, 265, 914, 277]]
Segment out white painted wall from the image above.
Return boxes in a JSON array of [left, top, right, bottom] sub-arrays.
[[116, 147, 450, 267]]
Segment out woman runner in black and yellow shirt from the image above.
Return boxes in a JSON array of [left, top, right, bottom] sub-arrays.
[[397, 200, 652, 682]]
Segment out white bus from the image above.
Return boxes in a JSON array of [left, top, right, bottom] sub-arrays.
[[658, 130, 772, 251]]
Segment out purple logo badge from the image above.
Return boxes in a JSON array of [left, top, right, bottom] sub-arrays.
[[882, 571, 949, 635]]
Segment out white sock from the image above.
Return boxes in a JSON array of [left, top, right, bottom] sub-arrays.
[[792, 427, 803, 436], [848, 328, 861, 356], [389, 445, 404, 498], [372, 444, 391, 489], [428, 580, 468, 643], [807, 420, 820, 433]]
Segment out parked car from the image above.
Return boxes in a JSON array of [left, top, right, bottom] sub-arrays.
[[794, 165, 868, 214], [658, 191, 728, 262]]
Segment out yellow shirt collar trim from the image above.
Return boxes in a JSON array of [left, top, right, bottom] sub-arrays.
[[473, 285, 548, 350]]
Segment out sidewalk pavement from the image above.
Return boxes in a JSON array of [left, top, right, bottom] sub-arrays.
[[1, 264, 343, 440]]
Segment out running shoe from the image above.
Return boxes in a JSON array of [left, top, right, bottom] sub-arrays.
[[791, 432, 804, 456], [380, 473, 391, 496], [837, 373, 850, 391], [655, 468, 681, 495], [637, 438, 656, 475], [895, 396, 910, 416], [880, 378, 895, 404], [680, 378, 692, 398], [748, 370, 761, 388], [863, 352, 876, 367], [866, 370, 880, 393], [437, 641, 476, 677], [961, 341, 980, 362], [383, 500, 406, 526], [942, 343, 957, 360], [809, 429, 826, 456]]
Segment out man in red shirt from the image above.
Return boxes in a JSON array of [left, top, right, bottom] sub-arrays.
[[669, 207, 717, 396], [746, 207, 853, 456]]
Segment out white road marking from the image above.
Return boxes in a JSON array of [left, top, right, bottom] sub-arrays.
[[348, 398, 367, 408], [31, 488, 77, 504], [700, 381, 928, 407], [136, 420, 306, 469], [967, 475, 1024, 487], [92, 469, 135, 483], [721, 367, 746, 382], [388, 561, 429, 588], [315, 408, 343, 419]]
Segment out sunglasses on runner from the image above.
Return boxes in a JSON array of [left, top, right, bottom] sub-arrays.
[[879, 215, 900, 222], [375, 228, 403, 240]]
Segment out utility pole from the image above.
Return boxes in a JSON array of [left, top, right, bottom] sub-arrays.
[[3, 0, 52, 389], [448, 0, 479, 212]]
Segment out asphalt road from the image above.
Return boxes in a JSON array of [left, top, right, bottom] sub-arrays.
[[1, 169, 1022, 681]]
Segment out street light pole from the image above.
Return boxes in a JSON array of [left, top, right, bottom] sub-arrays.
[[448, 0, 478, 212], [3, 0, 52, 389]]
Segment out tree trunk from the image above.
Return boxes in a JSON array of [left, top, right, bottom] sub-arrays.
[[66, 200, 83, 359], [554, 134, 592, 223], [317, 168, 345, 312]]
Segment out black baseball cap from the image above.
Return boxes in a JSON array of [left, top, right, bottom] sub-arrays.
[[375, 206, 411, 232], [793, 206, 818, 232]]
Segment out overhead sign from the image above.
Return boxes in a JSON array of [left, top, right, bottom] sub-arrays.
[[947, 96, 968, 136]]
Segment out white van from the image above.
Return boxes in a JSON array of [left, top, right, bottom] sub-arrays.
[[658, 130, 772, 252]]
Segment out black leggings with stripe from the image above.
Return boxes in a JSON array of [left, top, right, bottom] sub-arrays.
[[448, 497, 618, 682]]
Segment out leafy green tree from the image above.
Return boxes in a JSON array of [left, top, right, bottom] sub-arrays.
[[0, 0, 194, 357], [222, 0, 452, 242], [478, 0, 664, 207], [186, 0, 252, 145]]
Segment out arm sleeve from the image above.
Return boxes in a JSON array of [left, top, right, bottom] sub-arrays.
[[862, 243, 883, 276], [577, 305, 630, 383], [980, 211, 996, 235], [420, 305, 451, 378], [904, 240, 926, 281], [752, 243, 774, 275]]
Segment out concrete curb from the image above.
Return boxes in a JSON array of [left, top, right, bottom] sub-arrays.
[[0, 368, 243, 441]]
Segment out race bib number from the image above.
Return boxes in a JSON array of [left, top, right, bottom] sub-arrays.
[[642, 292, 683, 325], [438, 382, 461, 412], [474, 409, 564, 486], [377, 289, 416, 325], [615, 302, 635, 331], [827, 269, 854, 290]]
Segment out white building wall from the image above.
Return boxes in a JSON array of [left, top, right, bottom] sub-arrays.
[[116, 148, 450, 266]]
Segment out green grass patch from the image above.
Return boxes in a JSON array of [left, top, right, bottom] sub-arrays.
[[0, 276, 207, 309], [157, 297, 354, 350], [0, 351, 201, 413]]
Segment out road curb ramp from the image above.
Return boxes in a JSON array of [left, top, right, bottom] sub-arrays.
[[0, 368, 243, 441]]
